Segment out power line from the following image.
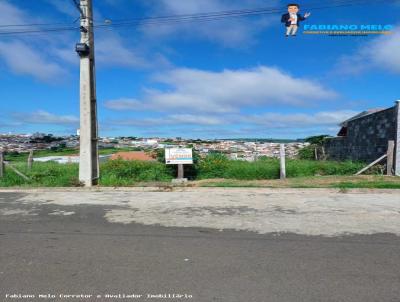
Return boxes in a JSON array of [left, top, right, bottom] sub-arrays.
[[0, 21, 76, 28], [70, 0, 85, 18], [0, 0, 82, 28], [0, 0, 379, 28], [0, 0, 394, 36], [100, 0, 375, 25], [97, 0, 390, 29]]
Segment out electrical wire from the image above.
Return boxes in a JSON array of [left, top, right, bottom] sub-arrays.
[[0, 0, 395, 36], [96, 0, 392, 30]]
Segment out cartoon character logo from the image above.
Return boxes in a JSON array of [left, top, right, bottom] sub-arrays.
[[281, 3, 311, 37]]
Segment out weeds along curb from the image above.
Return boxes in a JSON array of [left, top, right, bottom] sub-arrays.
[[0, 187, 399, 194]]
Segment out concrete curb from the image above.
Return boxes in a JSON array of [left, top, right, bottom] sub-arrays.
[[0, 187, 400, 194]]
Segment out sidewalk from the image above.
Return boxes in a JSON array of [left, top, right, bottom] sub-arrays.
[[1, 188, 400, 237]]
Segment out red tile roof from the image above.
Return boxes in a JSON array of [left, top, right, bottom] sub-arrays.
[[110, 151, 156, 161]]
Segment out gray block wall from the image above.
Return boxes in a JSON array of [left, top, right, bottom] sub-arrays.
[[324, 106, 397, 162]]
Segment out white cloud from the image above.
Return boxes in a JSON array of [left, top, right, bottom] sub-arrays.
[[243, 110, 358, 128], [337, 28, 400, 74], [106, 109, 358, 138], [44, 0, 78, 18], [113, 114, 224, 127], [0, 1, 41, 26], [0, 41, 67, 81], [105, 66, 337, 114], [0, 2, 70, 81], [0, 1, 162, 82], [111, 110, 356, 128], [141, 0, 278, 46], [14, 111, 79, 126], [95, 32, 150, 68]]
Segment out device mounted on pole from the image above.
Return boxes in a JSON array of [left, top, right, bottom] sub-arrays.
[[77, 0, 99, 187]]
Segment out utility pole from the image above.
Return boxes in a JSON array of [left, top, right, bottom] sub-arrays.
[[76, 0, 99, 187]]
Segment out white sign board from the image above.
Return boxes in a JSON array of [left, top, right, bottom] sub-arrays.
[[165, 148, 193, 165]]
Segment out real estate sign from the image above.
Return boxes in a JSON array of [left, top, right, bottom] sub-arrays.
[[165, 148, 193, 165]]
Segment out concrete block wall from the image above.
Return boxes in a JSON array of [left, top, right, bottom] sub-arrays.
[[324, 106, 397, 162]]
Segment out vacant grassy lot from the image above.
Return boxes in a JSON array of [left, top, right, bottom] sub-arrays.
[[194, 176, 400, 189], [3, 147, 141, 162], [197, 157, 366, 180], [0, 160, 172, 187], [0, 154, 396, 188]]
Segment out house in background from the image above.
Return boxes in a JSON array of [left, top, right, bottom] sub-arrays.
[[324, 102, 399, 166], [110, 151, 156, 162]]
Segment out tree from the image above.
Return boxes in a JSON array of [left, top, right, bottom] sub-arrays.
[[298, 135, 332, 160], [304, 135, 332, 146]]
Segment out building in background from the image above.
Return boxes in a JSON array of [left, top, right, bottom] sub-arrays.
[[110, 151, 156, 162], [324, 102, 398, 163]]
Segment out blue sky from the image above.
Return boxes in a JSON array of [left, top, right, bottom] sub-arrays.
[[0, 0, 399, 139]]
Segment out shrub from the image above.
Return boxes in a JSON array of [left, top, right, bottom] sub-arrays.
[[0, 162, 78, 187], [197, 154, 230, 179], [196, 155, 366, 180], [100, 159, 173, 186], [298, 145, 316, 160]]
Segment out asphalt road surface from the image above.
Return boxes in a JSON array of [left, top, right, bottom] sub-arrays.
[[1, 189, 400, 302]]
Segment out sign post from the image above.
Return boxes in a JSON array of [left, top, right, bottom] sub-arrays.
[[177, 164, 184, 179], [165, 148, 193, 182]]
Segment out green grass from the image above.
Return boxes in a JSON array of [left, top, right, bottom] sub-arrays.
[[335, 181, 400, 189], [0, 159, 174, 187], [196, 176, 400, 189], [196, 156, 366, 180], [100, 159, 173, 186], [0, 162, 79, 187], [3, 147, 145, 162], [4, 149, 78, 162], [0, 153, 394, 188]]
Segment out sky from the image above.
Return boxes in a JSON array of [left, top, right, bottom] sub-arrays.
[[0, 0, 399, 139]]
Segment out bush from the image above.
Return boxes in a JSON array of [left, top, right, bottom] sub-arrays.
[[0, 162, 79, 187], [222, 159, 280, 180], [197, 154, 230, 179], [100, 159, 173, 186], [298, 145, 316, 160], [196, 155, 366, 180], [286, 160, 364, 177], [0, 156, 370, 187]]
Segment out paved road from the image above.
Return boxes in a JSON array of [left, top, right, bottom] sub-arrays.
[[1, 189, 400, 302]]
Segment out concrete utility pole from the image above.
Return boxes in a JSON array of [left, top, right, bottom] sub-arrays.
[[77, 0, 99, 187]]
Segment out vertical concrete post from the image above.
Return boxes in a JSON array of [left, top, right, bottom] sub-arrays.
[[314, 147, 318, 161], [387, 140, 395, 176], [280, 144, 286, 180], [395, 101, 400, 176], [0, 151, 4, 178], [79, 0, 99, 187], [27, 150, 33, 171], [177, 164, 184, 179]]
